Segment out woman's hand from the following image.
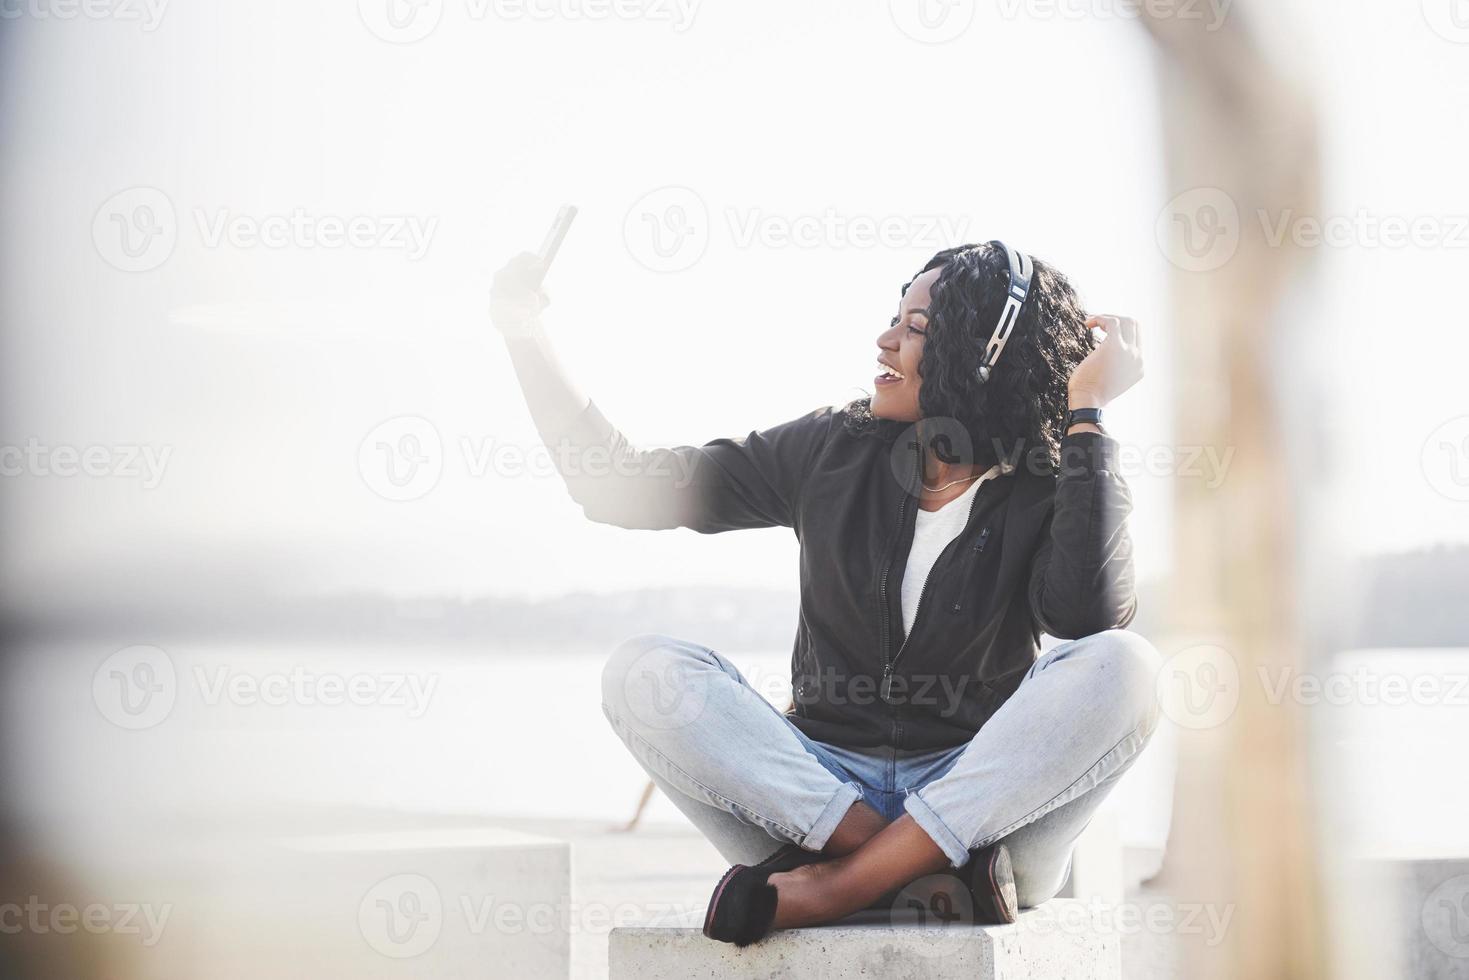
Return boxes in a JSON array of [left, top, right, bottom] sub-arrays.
[[491, 251, 550, 338], [1068, 314, 1144, 409]]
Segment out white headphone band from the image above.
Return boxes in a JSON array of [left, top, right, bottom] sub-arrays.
[[975, 240, 1034, 384]]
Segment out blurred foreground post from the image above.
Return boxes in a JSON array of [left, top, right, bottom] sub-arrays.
[[1142, 4, 1326, 979]]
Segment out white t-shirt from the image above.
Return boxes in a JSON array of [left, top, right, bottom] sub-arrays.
[[900, 467, 1001, 636]]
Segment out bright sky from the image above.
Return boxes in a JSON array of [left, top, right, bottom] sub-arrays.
[[0, 0, 1464, 607]]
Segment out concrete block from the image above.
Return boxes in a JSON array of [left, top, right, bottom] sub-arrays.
[[1377, 858, 1469, 979], [609, 900, 1120, 980], [117, 826, 572, 980]]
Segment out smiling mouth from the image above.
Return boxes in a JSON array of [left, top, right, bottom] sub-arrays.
[[875, 360, 905, 386]]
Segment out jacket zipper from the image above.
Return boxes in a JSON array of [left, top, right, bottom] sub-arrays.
[[876, 441, 919, 744], [879, 474, 991, 707]]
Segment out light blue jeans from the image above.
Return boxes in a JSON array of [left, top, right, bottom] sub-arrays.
[[601, 629, 1162, 908]]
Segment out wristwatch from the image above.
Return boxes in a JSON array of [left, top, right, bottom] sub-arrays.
[[1065, 407, 1105, 433]]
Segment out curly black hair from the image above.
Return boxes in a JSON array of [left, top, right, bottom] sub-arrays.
[[842, 242, 1093, 473]]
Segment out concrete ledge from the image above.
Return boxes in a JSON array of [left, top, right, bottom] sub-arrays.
[[609, 901, 1119, 980], [110, 824, 573, 980], [1373, 857, 1469, 979]]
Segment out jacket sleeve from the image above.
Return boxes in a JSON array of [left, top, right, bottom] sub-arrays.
[[533, 398, 834, 533], [1027, 431, 1138, 639]]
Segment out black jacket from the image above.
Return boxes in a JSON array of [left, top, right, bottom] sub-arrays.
[[539, 399, 1137, 751]]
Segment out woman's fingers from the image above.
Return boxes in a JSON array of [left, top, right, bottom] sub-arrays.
[[1086, 314, 1141, 350]]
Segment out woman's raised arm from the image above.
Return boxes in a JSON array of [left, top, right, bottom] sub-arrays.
[[492, 252, 832, 533]]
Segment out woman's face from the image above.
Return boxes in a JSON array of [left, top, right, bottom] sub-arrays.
[[871, 266, 940, 422]]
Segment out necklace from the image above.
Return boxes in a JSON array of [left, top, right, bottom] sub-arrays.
[[922, 473, 982, 494]]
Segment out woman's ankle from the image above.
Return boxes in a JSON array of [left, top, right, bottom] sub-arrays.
[[822, 800, 889, 857], [768, 861, 855, 927]]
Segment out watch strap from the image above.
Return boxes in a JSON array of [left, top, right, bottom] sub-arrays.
[[1066, 407, 1105, 431]]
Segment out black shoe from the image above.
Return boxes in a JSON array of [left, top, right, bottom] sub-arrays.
[[701, 864, 780, 946], [965, 842, 1018, 924]]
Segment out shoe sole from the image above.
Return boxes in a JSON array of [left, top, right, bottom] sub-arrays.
[[702, 864, 746, 939], [972, 843, 1019, 925]]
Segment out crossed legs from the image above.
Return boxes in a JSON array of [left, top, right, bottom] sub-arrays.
[[601, 629, 1161, 928]]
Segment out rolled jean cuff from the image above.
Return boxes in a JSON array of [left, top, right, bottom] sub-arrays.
[[802, 782, 863, 852], [904, 790, 971, 868]]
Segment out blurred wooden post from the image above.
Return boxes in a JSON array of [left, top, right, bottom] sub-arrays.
[[1141, 4, 1326, 979]]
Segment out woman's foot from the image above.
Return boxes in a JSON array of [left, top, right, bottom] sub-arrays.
[[701, 865, 780, 946], [765, 816, 951, 929], [703, 819, 1008, 944]]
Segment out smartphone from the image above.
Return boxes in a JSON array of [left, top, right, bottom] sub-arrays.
[[535, 205, 578, 278]]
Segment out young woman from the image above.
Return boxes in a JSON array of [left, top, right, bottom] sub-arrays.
[[492, 241, 1160, 946]]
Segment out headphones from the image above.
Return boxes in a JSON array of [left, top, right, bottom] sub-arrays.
[[974, 240, 1034, 384]]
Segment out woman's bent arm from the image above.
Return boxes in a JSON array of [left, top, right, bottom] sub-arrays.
[[1026, 430, 1139, 639]]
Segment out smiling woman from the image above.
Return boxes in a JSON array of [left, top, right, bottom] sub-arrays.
[[857, 244, 1095, 476], [493, 239, 1154, 944]]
